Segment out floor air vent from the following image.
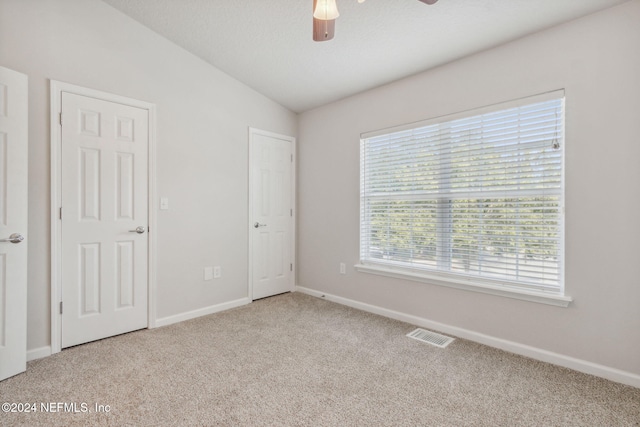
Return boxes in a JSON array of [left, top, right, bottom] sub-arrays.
[[407, 328, 454, 348]]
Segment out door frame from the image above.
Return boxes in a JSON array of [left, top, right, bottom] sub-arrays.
[[50, 81, 157, 354], [247, 127, 296, 300]]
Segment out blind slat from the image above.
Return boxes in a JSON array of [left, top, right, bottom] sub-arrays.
[[360, 96, 564, 292]]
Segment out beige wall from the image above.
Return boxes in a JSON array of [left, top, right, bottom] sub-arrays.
[[0, 0, 297, 352], [298, 1, 640, 376]]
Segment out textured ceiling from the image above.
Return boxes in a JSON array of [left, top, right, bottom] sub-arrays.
[[101, 0, 629, 113]]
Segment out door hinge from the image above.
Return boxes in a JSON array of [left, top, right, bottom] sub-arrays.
[[59, 301, 63, 314], [59, 112, 63, 125], [59, 207, 63, 220], [290, 208, 293, 217], [290, 263, 293, 272]]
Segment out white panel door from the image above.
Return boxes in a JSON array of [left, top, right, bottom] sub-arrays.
[[0, 66, 28, 381], [61, 93, 148, 348], [250, 129, 294, 300]]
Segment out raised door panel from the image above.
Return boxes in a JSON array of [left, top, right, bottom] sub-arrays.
[[79, 148, 101, 221], [116, 152, 134, 220], [116, 241, 134, 309], [80, 243, 101, 316]]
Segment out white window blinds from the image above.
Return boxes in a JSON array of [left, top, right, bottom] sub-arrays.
[[360, 93, 564, 294]]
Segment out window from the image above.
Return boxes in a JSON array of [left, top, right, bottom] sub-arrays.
[[359, 92, 568, 304]]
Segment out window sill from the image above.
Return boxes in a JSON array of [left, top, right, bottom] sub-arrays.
[[354, 263, 572, 307]]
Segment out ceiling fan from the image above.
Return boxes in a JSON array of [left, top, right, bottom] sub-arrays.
[[313, 0, 439, 42]]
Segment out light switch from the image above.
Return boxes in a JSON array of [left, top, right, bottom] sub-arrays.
[[160, 197, 169, 210]]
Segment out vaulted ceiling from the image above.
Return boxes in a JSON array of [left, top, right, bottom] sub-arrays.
[[101, 0, 629, 112]]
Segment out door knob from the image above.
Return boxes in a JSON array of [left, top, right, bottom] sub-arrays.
[[254, 222, 267, 228], [129, 226, 146, 234], [0, 233, 24, 244]]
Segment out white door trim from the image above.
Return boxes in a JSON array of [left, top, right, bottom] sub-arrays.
[[247, 127, 296, 300], [50, 81, 157, 354]]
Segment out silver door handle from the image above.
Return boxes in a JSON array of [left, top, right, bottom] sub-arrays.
[[0, 233, 24, 244], [254, 222, 267, 228], [129, 226, 146, 234]]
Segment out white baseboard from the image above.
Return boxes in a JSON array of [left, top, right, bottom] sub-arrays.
[[295, 286, 640, 389], [27, 346, 52, 362], [154, 297, 251, 328], [26, 299, 251, 362]]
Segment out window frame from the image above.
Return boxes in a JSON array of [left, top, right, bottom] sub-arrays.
[[357, 90, 571, 307]]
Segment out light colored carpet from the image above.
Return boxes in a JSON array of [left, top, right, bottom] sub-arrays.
[[0, 292, 638, 426]]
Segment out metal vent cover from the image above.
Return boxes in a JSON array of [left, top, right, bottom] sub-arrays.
[[407, 328, 454, 348]]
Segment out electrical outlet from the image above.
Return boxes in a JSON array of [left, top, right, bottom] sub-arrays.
[[213, 266, 221, 279], [160, 197, 169, 210], [340, 263, 346, 275], [204, 267, 213, 281]]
